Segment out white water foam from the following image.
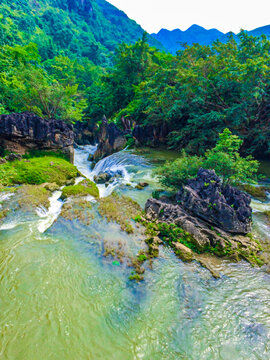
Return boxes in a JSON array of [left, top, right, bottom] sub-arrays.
[[36, 190, 63, 233]]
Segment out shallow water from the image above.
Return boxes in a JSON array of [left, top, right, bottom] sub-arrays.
[[0, 148, 269, 360]]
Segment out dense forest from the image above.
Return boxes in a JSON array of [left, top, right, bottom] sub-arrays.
[[0, 0, 270, 158]]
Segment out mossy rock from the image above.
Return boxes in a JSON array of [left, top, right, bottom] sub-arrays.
[[60, 198, 93, 225], [17, 185, 50, 209], [98, 192, 141, 233], [239, 184, 268, 200], [61, 179, 99, 200], [264, 210, 270, 222], [0, 156, 78, 186], [173, 242, 194, 262], [43, 183, 61, 192]]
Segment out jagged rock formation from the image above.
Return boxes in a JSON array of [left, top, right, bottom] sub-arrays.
[[93, 117, 127, 161], [132, 124, 168, 146], [175, 168, 252, 234], [145, 169, 257, 257], [0, 112, 74, 162]]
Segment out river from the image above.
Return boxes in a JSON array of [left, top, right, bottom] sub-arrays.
[[0, 146, 269, 360]]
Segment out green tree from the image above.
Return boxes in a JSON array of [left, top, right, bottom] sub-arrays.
[[156, 129, 259, 189]]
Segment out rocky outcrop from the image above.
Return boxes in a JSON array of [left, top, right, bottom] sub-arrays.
[[0, 112, 74, 162], [93, 116, 127, 161], [145, 169, 258, 260], [176, 168, 252, 234], [74, 121, 98, 145], [132, 124, 169, 146]]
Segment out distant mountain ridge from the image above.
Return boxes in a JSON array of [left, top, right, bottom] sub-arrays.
[[152, 24, 270, 53]]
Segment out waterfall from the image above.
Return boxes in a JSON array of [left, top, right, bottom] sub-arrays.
[[74, 147, 149, 197]]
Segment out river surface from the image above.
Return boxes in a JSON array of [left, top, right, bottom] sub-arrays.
[[0, 146, 269, 360]]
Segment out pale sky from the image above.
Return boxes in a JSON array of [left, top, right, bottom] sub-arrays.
[[108, 0, 270, 34]]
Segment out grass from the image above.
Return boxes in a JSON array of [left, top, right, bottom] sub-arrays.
[[0, 156, 79, 186], [61, 179, 99, 200]]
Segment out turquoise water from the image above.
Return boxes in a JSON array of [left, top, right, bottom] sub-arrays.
[[0, 147, 269, 360]]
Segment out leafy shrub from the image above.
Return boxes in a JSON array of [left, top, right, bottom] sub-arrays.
[[156, 129, 259, 189], [155, 150, 203, 189]]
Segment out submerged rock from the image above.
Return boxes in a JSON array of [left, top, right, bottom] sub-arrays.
[[94, 172, 111, 184]]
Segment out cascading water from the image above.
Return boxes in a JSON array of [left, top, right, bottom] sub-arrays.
[[0, 147, 269, 360], [75, 146, 150, 197]]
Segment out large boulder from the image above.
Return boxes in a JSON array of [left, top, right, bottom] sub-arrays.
[[0, 112, 74, 162], [145, 169, 254, 254], [93, 116, 127, 161], [175, 168, 252, 234]]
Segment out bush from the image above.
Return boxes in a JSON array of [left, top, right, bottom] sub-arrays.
[[155, 150, 203, 189], [156, 129, 260, 189]]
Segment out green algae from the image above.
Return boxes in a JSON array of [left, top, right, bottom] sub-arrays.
[[239, 184, 268, 200], [17, 185, 50, 209], [135, 216, 265, 269], [60, 198, 94, 225], [61, 179, 99, 200], [98, 192, 141, 233]]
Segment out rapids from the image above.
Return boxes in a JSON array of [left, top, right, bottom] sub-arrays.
[[0, 146, 269, 360]]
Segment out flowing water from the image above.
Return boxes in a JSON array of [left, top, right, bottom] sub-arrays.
[[0, 147, 269, 360]]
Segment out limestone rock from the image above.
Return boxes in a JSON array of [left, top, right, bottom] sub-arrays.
[[0, 112, 74, 162], [176, 168, 252, 234]]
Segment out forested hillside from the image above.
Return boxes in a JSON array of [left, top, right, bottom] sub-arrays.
[[0, 1, 269, 159], [0, 0, 161, 65]]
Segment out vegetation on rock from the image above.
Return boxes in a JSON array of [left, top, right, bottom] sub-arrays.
[[61, 179, 99, 200], [0, 156, 78, 186], [156, 129, 259, 189], [98, 192, 141, 233]]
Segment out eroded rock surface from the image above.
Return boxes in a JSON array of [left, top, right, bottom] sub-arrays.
[[93, 116, 127, 161], [176, 168, 252, 234], [145, 169, 260, 265], [0, 112, 74, 162]]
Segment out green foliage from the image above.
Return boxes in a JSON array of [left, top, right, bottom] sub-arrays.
[[0, 43, 90, 121], [94, 33, 270, 158], [203, 129, 260, 185], [155, 151, 203, 189], [157, 129, 259, 188], [61, 179, 99, 199], [0, 0, 161, 65], [0, 157, 78, 186], [157, 223, 199, 253]]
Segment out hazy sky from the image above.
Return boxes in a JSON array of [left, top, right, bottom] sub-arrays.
[[108, 0, 270, 34]]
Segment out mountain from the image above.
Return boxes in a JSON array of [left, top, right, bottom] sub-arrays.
[[249, 25, 270, 37], [152, 24, 270, 54], [152, 25, 224, 53], [0, 0, 162, 65]]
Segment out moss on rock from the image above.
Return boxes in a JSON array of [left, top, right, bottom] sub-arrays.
[[0, 156, 79, 186], [60, 198, 93, 225], [61, 179, 99, 200], [98, 192, 141, 233], [17, 185, 50, 209], [239, 184, 268, 200]]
